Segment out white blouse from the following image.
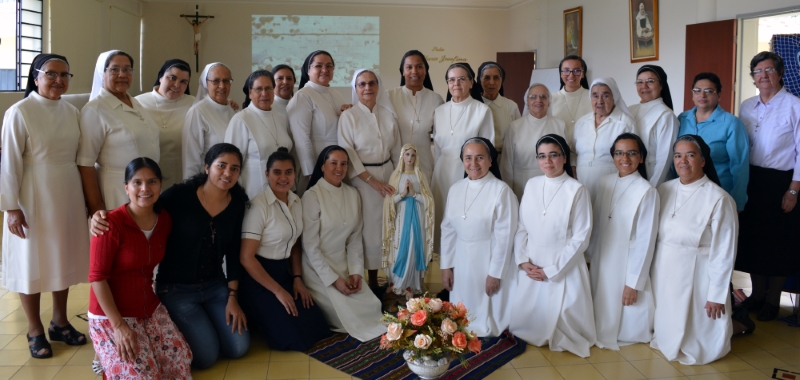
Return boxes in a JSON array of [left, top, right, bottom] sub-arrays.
[[182, 96, 236, 179], [242, 186, 302, 260], [740, 87, 800, 180], [387, 86, 444, 179], [550, 87, 592, 142], [287, 82, 347, 176], [482, 95, 521, 152]]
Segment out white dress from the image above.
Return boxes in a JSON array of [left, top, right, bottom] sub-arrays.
[[587, 171, 658, 350], [224, 105, 293, 200], [483, 95, 521, 152], [387, 172, 429, 292], [0, 92, 90, 294], [550, 87, 592, 143], [288, 82, 347, 177], [571, 107, 636, 201], [78, 88, 161, 210], [135, 89, 195, 189], [387, 87, 444, 180], [440, 173, 518, 337], [629, 98, 678, 187], [273, 95, 306, 194], [301, 179, 385, 342], [272, 96, 289, 119], [182, 96, 236, 179], [432, 97, 494, 249], [509, 171, 596, 358], [500, 114, 566, 200], [650, 176, 737, 365]]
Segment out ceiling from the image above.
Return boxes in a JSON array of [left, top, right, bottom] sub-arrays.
[[139, 0, 531, 10]]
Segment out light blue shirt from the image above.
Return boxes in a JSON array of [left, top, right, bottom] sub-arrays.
[[677, 105, 750, 210]]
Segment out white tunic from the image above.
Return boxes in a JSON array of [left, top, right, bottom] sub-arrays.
[[571, 107, 636, 201], [440, 173, 518, 337], [135, 89, 195, 189], [182, 96, 236, 179], [288, 82, 347, 176], [387, 87, 444, 180], [550, 87, 592, 143], [509, 172, 596, 358], [272, 96, 289, 119], [273, 95, 307, 194], [338, 102, 401, 270], [650, 176, 738, 365], [241, 186, 302, 260], [432, 97, 494, 249], [78, 88, 161, 210], [0, 92, 90, 294], [587, 171, 658, 350], [629, 98, 678, 187], [483, 95, 521, 152], [224, 105, 293, 200], [387, 172, 429, 292], [301, 179, 384, 341], [500, 114, 566, 200]]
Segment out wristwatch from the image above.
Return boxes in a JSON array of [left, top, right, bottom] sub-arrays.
[[789, 189, 798, 196]]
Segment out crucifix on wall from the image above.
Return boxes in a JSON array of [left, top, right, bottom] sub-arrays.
[[180, 5, 215, 72]]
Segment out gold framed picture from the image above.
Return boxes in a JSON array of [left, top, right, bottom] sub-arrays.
[[564, 7, 582, 57], [629, 0, 659, 62]]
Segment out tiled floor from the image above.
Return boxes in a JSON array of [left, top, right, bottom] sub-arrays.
[[0, 262, 798, 379]]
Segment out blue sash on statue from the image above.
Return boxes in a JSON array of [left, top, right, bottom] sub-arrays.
[[392, 196, 426, 277]]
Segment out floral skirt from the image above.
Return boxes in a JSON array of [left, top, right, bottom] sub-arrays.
[[89, 304, 193, 379]]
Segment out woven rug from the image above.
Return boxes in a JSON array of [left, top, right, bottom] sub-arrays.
[[306, 331, 526, 380]]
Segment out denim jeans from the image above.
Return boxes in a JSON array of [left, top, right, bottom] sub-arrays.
[[156, 278, 250, 369]]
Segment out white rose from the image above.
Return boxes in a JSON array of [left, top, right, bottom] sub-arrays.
[[413, 334, 432, 349], [386, 323, 403, 341], [428, 298, 443, 312], [441, 318, 457, 334], [406, 299, 421, 313]]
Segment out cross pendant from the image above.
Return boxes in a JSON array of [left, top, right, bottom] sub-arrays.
[[451, 131, 454, 135], [671, 213, 675, 218], [461, 215, 466, 220], [542, 210, 546, 216], [608, 215, 612, 219]]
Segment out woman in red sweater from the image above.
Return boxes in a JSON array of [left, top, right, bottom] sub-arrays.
[[88, 157, 192, 379]]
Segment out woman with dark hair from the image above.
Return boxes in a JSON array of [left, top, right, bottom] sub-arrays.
[[677, 72, 749, 211], [628, 65, 678, 187], [92, 143, 251, 369], [300, 145, 384, 341], [737, 51, 800, 321], [432, 63, 494, 250], [136, 59, 194, 188], [272, 64, 296, 118], [288, 51, 351, 195], [509, 133, 595, 357], [88, 157, 193, 379], [587, 132, 659, 350], [387, 50, 444, 180], [239, 147, 332, 350], [225, 70, 293, 199], [1, 53, 89, 359], [78, 50, 160, 215], [476, 61, 521, 153], [440, 137, 517, 337], [549, 55, 592, 137], [650, 135, 738, 365]]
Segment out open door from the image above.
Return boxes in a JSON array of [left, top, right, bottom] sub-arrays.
[[684, 19, 737, 112]]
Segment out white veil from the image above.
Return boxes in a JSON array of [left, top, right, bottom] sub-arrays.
[[89, 50, 119, 101], [589, 77, 632, 118], [522, 82, 553, 117], [350, 68, 397, 118], [194, 62, 231, 105]]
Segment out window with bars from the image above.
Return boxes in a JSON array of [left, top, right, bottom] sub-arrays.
[[0, 0, 42, 91]]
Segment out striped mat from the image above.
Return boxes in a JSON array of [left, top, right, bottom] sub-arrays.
[[305, 331, 526, 379]]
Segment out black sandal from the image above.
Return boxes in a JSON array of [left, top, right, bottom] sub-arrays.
[[48, 321, 87, 346], [27, 333, 53, 359]]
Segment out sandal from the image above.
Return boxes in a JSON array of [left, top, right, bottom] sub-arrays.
[[27, 333, 53, 359], [48, 321, 87, 346], [92, 359, 104, 374]]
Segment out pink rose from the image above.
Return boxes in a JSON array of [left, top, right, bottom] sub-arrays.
[[414, 334, 432, 349], [380, 334, 392, 349], [468, 337, 481, 353], [410, 310, 427, 326], [406, 299, 421, 313], [386, 323, 403, 341], [449, 302, 467, 319], [428, 298, 443, 312], [452, 332, 467, 349], [397, 309, 410, 320], [441, 318, 457, 335]]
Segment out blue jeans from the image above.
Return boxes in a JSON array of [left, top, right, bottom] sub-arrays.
[[156, 279, 250, 369]]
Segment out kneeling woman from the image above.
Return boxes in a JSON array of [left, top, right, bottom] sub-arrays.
[[509, 134, 596, 358], [301, 146, 385, 341], [88, 158, 192, 379], [239, 147, 332, 350]]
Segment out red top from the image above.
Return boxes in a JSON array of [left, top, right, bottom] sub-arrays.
[[89, 204, 172, 318]]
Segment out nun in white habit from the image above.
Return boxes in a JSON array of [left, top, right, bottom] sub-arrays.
[[432, 63, 494, 250], [586, 133, 658, 350], [387, 50, 444, 180], [501, 83, 566, 200], [570, 77, 636, 201], [182, 62, 237, 179], [440, 138, 517, 338], [301, 146, 385, 342], [271, 64, 296, 119], [78, 50, 160, 214], [547, 56, 592, 140], [651, 135, 738, 365], [135, 59, 194, 188], [225, 70, 293, 199], [509, 134, 596, 358], [476, 61, 521, 153], [628, 65, 678, 187]]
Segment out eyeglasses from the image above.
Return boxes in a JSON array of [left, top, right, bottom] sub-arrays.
[[356, 81, 378, 88], [635, 78, 659, 86], [446, 77, 469, 84], [207, 79, 233, 86], [560, 69, 583, 76], [36, 69, 73, 81], [536, 153, 564, 161], [751, 67, 777, 76], [164, 75, 190, 86], [106, 67, 134, 75], [251, 86, 273, 93], [311, 63, 335, 70], [691, 88, 717, 95], [613, 150, 640, 157], [527, 94, 549, 100]]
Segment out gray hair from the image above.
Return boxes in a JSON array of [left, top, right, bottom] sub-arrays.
[[673, 135, 705, 159]]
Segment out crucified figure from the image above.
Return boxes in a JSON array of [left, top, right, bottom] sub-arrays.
[[184, 15, 210, 56]]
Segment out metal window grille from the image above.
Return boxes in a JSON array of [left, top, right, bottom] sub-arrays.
[[15, 0, 43, 91]]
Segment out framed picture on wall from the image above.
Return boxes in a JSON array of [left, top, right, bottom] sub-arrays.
[[564, 7, 582, 57], [629, 0, 659, 62]]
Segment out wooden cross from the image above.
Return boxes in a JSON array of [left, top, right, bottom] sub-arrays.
[[180, 5, 214, 72]]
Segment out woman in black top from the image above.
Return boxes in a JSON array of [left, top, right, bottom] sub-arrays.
[[91, 143, 250, 369]]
